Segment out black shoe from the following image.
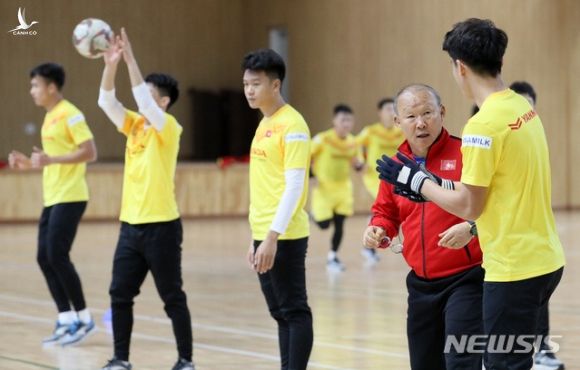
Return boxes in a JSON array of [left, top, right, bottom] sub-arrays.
[[172, 358, 195, 370], [101, 357, 132, 370]]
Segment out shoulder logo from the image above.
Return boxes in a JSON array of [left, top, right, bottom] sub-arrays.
[[508, 109, 537, 130], [285, 132, 308, 143], [462, 135, 492, 149], [8, 7, 39, 35], [67, 114, 85, 127]]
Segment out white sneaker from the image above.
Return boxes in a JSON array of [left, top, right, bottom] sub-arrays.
[[42, 321, 69, 345], [60, 319, 96, 346], [534, 351, 564, 370], [361, 248, 380, 266], [327, 257, 345, 272]]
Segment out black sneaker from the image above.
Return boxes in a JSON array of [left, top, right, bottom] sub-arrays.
[[172, 358, 195, 370], [101, 357, 132, 370]]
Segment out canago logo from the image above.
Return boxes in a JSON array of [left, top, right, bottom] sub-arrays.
[[8, 7, 39, 36]]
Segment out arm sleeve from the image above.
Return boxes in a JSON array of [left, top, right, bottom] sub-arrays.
[[131, 83, 167, 131], [65, 112, 94, 145], [270, 169, 306, 234], [97, 89, 126, 129], [460, 122, 502, 187], [369, 179, 402, 246]]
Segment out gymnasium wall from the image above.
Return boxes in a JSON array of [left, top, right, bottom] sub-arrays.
[[242, 0, 578, 208], [1, 0, 578, 220], [0, 0, 247, 160]]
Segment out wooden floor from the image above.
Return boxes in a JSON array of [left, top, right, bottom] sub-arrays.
[[0, 213, 579, 370]]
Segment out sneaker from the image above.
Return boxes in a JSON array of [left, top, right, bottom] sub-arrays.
[[172, 358, 196, 370], [327, 257, 345, 272], [42, 321, 69, 345], [534, 351, 564, 370], [60, 319, 96, 346], [361, 248, 380, 266], [102, 357, 132, 370]]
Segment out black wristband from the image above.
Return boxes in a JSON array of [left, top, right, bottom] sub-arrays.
[[467, 221, 478, 236]]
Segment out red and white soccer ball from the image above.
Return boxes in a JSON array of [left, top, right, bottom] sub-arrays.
[[72, 18, 112, 59]]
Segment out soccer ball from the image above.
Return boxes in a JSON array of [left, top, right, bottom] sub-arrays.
[[72, 18, 112, 59]]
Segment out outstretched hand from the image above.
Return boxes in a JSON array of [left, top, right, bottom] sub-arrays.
[[376, 152, 428, 193], [377, 152, 455, 199], [119, 28, 136, 64], [103, 32, 123, 66]]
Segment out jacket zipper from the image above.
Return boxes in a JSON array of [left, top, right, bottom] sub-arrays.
[[421, 203, 427, 278], [420, 152, 430, 279]]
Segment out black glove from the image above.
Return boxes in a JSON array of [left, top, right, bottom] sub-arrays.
[[394, 186, 429, 202], [377, 152, 455, 195]]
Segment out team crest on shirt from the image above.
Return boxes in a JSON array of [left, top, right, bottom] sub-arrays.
[[440, 160, 456, 171]]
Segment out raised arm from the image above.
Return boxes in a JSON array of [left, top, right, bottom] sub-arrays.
[[98, 32, 126, 129], [119, 28, 166, 131]]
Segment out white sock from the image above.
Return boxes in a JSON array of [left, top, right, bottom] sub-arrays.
[[77, 308, 92, 324], [58, 311, 76, 325], [327, 251, 337, 261]]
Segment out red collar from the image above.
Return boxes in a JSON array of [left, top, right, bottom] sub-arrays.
[[397, 128, 450, 160]]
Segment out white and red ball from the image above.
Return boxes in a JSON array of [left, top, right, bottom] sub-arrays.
[[72, 18, 112, 59]]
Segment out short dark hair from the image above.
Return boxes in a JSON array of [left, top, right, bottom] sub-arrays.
[[442, 18, 508, 77], [30, 63, 65, 90], [510, 81, 537, 104], [333, 104, 353, 115], [145, 73, 179, 110], [241, 48, 286, 83], [377, 98, 394, 110]]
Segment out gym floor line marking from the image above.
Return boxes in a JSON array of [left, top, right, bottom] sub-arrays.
[[0, 355, 58, 369], [0, 293, 409, 359], [0, 310, 355, 370]]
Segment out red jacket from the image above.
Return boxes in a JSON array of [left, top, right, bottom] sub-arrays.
[[370, 128, 482, 279]]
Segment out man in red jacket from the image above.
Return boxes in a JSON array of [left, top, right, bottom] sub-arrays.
[[363, 84, 483, 370]]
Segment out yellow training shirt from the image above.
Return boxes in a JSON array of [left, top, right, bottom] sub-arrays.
[[41, 99, 94, 207], [249, 104, 311, 241], [311, 128, 361, 186], [461, 89, 565, 282], [356, 123, 404, 196], [119, 110, 182, 224]]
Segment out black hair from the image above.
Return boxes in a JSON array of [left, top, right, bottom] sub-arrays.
[[145, 73, 179, 110], [393, 84, 441, 115], [241, 48, 286, 83], [30, 63, 65, 90], [377, 98, 395, 110], [442, 18, 508, 77], [333, 104, 353, 115], [510, 81, 537, 104]]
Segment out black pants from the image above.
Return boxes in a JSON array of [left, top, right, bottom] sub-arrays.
[[254, 237, 313, 370], [537, 301, 551, 351], [316, 213, 346, 252], [483, 267, 563, 370], [37, 201, 88, 313], [109, 219, 192, 362], [407, 266, 484, 370]]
